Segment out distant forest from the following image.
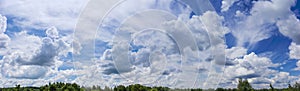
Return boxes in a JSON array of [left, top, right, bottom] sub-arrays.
[[1, 79, 300, 91]]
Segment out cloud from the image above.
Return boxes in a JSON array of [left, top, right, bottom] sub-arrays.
[[289, 42, 300, 59], [294, 60, 300, 70], [19, 37, 57, 66], [220, 0, 300, 88], [198, 11, 228, 65], [226, 47, 247, 59], [231, 0, 296, 47], [0, 0, 87, 30], [0, 15, 9, 49], [221, 0, 239, 12], [225, 47, 247, 65], [0, 21, 74, 79], [0, 0, 299, 89], [66, 0, 191, 87], [289, 42, 300, 70], [224, 52, 275, 79], [92, 9, 230, 88], [0, 14, 6, 33], [277, 14, 300, 44], [219, 50, 299, 88], [2, 65, 48, 79], [221, 52, 283, 88], [45, 27, 59, 39], [0, 34, 9, 49]]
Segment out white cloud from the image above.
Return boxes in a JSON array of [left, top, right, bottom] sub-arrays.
[[0, 15, 9, 49], [221, 0, 239, 12], [0, 33, 9, 49], [200, 11, 229, 38], [289, 42, 300, 71], [289, 42, 300, 59], [0, 0, 299, 89], [199, 11, 228, 66], [235, 10, 246, 18], [232, 0, 296, 47], [46, 27, 59, 39], [0, 14, 6, 33], [226, 47, 247, 59], [224, 52, 274, 78], [85, 8, 229, 88], [2, 65, 48, 79], [0, 0, 87, 30], [0, 23, 74, 80], [277, 15, 300, 44], [221, 52, 281, 88], [294, 60, 300, 70]]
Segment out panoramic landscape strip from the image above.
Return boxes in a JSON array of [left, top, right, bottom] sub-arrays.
[[1, 79, 300, 91], [0, 0, 300, 90]]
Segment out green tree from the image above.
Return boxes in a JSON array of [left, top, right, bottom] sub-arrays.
[[294, 82, 300, 90], [237, 78, 253, 91], [216, 88, 225, 91], [14, 84, 20, 91], [114, 85, 126, 91]]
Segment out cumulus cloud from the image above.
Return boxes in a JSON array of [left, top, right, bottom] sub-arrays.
[[289, 42, 300, 59], [221, 0, 239, 12], [46, 27, 59, 39], [232, 0, 296, 47], [92, 8, 230, 88], [2, 65, 48, 79], [277, 14, 300, 44], [220, 53, 295, 88], [0, 33, 9, 49], [0, 0, 87, 30], [294, 60, 300, 70], [221, 0, 300, 87], [72, 0, 188, 87], [287, 42, 300, 77], [0, 15, 9, 49], [198, 11, 228, 66], [225, 47, 247, 65], [224, 52, 274, 79], [0, 0, 299, 89], [226, 47, 247, 59], [0, 14, 6, 33], [0, 21, 74, 79]]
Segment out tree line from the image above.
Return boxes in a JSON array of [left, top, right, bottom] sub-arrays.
[[1, 79, 300, 91]]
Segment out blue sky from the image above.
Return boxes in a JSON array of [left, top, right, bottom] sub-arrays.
[[0, 0, 300, 89]]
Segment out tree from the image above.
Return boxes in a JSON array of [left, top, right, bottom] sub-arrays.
[[270, 83, 274, 91], [237, 78, 253, 91], [216, 88, 225, 91], [50, 84, 56, 91], [294, 82, 300, 90], [104, 86, 112, 91], [14, 84, 21, 91], [114, 85, 126, 91]]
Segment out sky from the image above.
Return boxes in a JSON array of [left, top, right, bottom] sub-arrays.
[[0, 0, 300, 89]]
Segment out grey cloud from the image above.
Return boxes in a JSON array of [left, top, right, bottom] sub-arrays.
[[16, 37, 57, 66], [235, 73, 260, 79], [46, 27, 59, 39], [0, 14, 6, 33], [101, 63, 119, 75], [0, 34, 10, 48], [0, 15, 9, 49], [0, 26, 73, 79]]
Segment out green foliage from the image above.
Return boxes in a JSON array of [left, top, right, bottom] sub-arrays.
[[38, 82, 83, 91], [2, 81, 300, 91], [114, 85, 126, 91], [237, 78, 253, 91]]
